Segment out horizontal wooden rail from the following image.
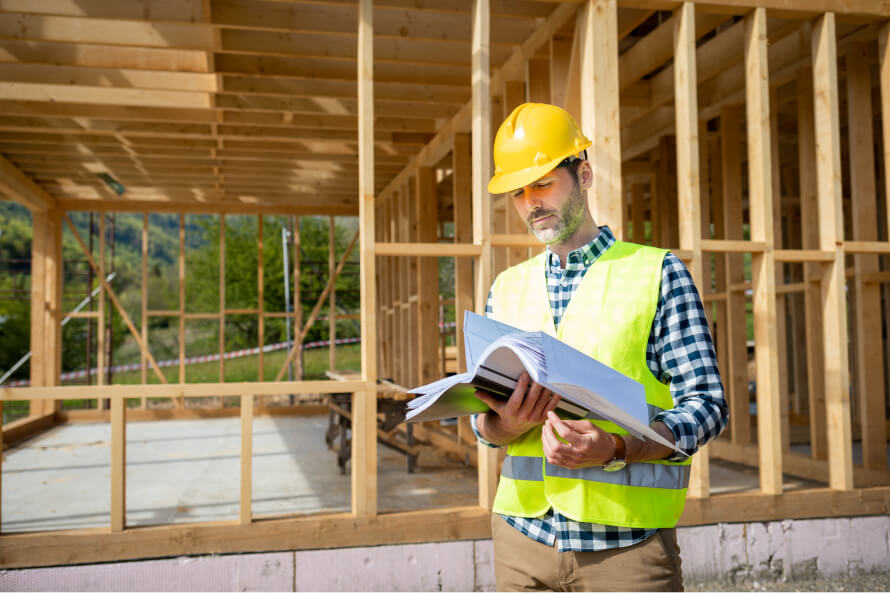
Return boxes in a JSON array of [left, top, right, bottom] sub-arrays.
[[374, 242, 483, 257], [65, 311, 99, 319], [1, 380, 370, 401], [490, 233, 540, 247], [775, 249, 835, 262], [701, 239, 768, 252], [845, 241, 890, 254]]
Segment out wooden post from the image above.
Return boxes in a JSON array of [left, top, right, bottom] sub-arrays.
[[526, 58, 551, 104], [770, 85, 791, 453], [257, 216, 264, 383], [293, 216, 302, 380], [797, 63, 828, 460], [746, 7, 783, 495], [354, 0, 378, 518], [97, 213, 106, 400], [720, 107, 750, 446], [29, 211, 47, 414], [47, 209, 62, 412], [674, 1, 708, 499], [550, 36, 573, 110], [219, 214, 226, 386], [141, 213, 148, 407], [329, 216, 336, 371], [657, 136, 679, 249], [846, 42, 887, 471], [811, 12, 853, 491], [454, 132, 475, 444], [631, 183, 645, 243], [240, 392, 252, 525], [179, 214, 186, 392], [416, 167, 439, 384], [579, 0, 623, 238], [110, 391, 126, 532], [472, 0, 498, 510], [503, 81, 528, 267], [881, 23, 890, 241]]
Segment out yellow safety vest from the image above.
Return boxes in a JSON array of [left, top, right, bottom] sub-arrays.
[[488, 240, 692, 528]]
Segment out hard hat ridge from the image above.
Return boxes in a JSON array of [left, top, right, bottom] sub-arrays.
[[488, 103, 591, 195]]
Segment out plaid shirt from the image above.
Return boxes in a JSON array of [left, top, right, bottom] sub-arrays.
[[471, 226, 727, 552]]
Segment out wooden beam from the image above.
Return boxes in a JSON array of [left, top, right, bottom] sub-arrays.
[[845, 42, 887, 471], [745, 7, 783, 495], [0, 154, 55, 212], [881, 23, 890, 240], [673, 2, 708, 499], [240, 392, 253, 525], [797, 61, 828, 460], [472, 0, 499, 511], [354, 0, 378, 519], [329, 216, 337, 371], [720, 107, 750, 447], [811, 12, 853, 491], [110, 391, 126, 532], [416, 167, 439, 384], [580, 0, 623, 237]]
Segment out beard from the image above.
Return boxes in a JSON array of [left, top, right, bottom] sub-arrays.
[[525, 182, 587, 245]]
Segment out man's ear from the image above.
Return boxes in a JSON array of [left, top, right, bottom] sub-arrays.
[[578, 160, 594, 189]]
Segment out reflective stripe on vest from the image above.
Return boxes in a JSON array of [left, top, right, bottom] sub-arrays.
[[502, 454, 690, 490]]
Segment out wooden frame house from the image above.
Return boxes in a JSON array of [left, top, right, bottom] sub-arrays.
[[1, 0, 889, 569]]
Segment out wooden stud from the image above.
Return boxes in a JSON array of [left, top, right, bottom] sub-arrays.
[[631, 183, 645, 243], [579, 0, 623, 238], [770, 84, 791, 453], [407, 179, 419, 387], [674, 2, 708, 499], [811, 12, 853, 491], [220, 214, 226, 386], [454, 132, 475, 445], [97, 213, 106, 394], [472, 0, 498, 510], [881, 23, 890, 239], [28, 211, 47, 414], [239, 392, 253, 525], [416, 167, 439, 384], [257, 216, 264, 383], [720, 107, 751, 446], [140, 213, 148, 406], [110, 388, 126, 532], [178, 213, 186, 400], [846, 42, 887, 472], [502, 80, 528, 267], [354, 0, 378, 519], [745, 7, 783, 495], [797, 63, 828, 460], [526, 58, 550, 104], [329, 216, 337, 371], [549, 36, 572, 110], [293, 216, 302, 380]]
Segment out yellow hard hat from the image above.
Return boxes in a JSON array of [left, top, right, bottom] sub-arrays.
[[488, 102, 591, 195]]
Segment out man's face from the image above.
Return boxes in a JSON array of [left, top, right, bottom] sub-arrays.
[[508, 164, 588, 245]]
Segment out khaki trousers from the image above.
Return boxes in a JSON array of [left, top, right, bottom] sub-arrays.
[[491, 514, 683, 592]]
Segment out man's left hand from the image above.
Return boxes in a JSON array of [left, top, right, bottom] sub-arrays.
[[541, 410, 616, 469]]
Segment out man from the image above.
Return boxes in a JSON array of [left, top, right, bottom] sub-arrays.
[[472, 102, 728, 592]]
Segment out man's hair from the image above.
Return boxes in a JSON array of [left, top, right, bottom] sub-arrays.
[[554, 150, 588, 186]]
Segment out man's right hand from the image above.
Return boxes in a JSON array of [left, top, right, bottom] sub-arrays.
[[474, 372, 561, 446]]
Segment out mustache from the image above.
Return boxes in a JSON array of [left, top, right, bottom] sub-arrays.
[[527, 209, 558, 225]]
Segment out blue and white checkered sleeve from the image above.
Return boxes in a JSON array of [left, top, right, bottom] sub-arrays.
[[472, 288, 502, 448], [649, 253, 729, 460]]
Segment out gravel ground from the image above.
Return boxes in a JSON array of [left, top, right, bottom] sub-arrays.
[[687, 571, 890, 591]]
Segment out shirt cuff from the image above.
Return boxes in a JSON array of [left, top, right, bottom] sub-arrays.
[[652, 410, 696, 461], [471, 413, 503, 449]]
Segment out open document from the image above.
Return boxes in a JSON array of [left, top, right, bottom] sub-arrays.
[[405, 311, 679, 453]]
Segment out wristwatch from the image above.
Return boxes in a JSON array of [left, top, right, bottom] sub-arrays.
[[602, 433, 627, 472]]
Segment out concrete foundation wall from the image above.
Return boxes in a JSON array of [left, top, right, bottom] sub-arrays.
[[2, 516, 887, 591]]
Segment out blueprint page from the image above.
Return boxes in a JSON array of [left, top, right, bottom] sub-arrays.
[[462, 310, 527, 369]]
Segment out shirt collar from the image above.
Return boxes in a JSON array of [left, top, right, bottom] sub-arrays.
[[545, 225, 615, 272]]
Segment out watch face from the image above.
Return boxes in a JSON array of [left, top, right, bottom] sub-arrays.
[[603, 459, 627, 472]]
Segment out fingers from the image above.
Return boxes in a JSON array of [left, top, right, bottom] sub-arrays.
[[473, 389, 500, 411], [545, 411, 584, 448], [503, 373, 531, 417]]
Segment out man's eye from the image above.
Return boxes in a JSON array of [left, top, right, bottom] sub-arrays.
[[536, 182, 551, 189]]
